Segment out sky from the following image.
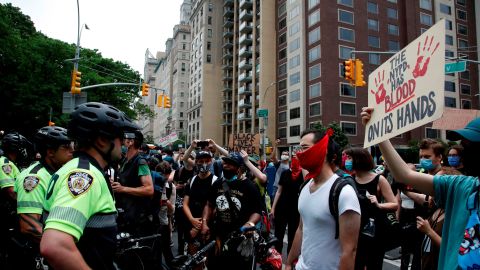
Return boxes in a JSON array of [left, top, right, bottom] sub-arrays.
[[2, 0, 184, 76]]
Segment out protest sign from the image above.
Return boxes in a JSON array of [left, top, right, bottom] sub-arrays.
[[228, 133, 260, 155], [158, 132, 178, 146], [364, 19, 445, 148]]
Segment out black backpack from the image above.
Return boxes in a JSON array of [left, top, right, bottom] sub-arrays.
[[300, 170, 358, 239]]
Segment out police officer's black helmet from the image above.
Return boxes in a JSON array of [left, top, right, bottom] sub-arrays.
[[68, 102, 139, 142], [2, 132, 33, 163], [34, 126, 71, 150]]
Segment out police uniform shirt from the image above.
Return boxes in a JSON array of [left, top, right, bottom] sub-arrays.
[[15, 161, 55, 215], [43, 152, 117, 269], [0, 156, 20, 189]]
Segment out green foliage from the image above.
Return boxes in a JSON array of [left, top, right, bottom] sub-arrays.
[[312, 121, 349, 148], [0, 3, 153, 137]]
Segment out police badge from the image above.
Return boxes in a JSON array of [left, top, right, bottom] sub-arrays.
[[67, 172, 93, 197], [24, 176, 40, 192], [2, 164, 12, 174]]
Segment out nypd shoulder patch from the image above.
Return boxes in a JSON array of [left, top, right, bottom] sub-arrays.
[[2, 164, 12, 174], [67, 171, 94, 197], [23, 176, 40, 192]]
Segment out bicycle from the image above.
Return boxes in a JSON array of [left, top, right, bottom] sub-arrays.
[[114, 232, 162, 270]]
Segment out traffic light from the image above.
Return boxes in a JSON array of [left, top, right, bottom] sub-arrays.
[[70, 70, 82, 94], [355, 59, 366, 87], [48, 121, 55, 126], [343, 59, 355, 82], [265, 146, 273, 155], [157, 94, 164, 107], [163, 96, 171, 108], [141, 83, 150, 96]]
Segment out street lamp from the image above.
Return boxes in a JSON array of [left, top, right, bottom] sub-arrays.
[[74, 0, 89, 70], [259, 81, 277, 161]]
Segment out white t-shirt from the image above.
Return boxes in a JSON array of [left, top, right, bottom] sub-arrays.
[[296, 174, 361, 270]]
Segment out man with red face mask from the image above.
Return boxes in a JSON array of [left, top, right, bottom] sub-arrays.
[[285, 129, 361, 270]]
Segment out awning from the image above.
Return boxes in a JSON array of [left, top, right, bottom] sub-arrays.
[[432, 108, 480, 130]]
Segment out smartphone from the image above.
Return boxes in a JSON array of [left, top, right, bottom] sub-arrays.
[[197, 140, 209, 148]]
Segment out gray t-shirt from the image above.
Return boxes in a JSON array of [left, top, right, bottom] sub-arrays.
[[274, 162, 290, 187]]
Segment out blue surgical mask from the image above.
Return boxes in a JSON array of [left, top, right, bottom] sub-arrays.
[[420, 158, 436, 171], [121, 145, 128, 154], [345, 160, 353, 171], [448, 156, 461, 167]]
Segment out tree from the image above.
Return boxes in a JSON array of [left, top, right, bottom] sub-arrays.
[[0, 3, 153, 137], [312, 121, 349, 148]]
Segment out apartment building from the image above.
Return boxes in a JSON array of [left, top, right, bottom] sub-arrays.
[[276, 0, 478, 147]]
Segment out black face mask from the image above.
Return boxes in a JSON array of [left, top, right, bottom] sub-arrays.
[[223, 168, 237, 180], [462, 142, 480, 177]]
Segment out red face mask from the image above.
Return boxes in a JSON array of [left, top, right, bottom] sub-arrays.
[[290, 156, 302, 181], [296, 129, 333, 179]]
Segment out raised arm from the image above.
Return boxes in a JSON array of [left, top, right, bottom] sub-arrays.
[[207, 138, 229, 157], [240, 150, 266, 183]]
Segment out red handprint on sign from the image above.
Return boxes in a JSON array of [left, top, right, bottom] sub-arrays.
[[370, 70, 388, 104], [412, 35, 440, 78]]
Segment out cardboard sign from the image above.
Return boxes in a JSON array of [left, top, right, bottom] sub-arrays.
[[364, 19, 445, 148], [228, 133, 260, 155]]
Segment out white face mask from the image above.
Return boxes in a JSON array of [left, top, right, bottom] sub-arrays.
[[281, 154, 290, 161]]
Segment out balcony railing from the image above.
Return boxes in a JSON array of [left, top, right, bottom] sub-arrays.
[[239, 9, 253, 21]]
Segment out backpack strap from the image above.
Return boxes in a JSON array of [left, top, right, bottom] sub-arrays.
[[329, 175, 358, 239], [221, 180, 240, 220], [190, 175, 218, 188], [189, 175, 197, 189], [212, 175, 218, 185]]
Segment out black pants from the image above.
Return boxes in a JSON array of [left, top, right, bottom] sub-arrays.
[[355, 233, 385, 270], [273, 213, 299, 254], [155, 225, 174, 269], [175, 207, 187, 255], [400, 209, 422, 270]]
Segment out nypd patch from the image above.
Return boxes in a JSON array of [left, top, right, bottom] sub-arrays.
[[2, 164, 12, 174], [23, 176, 40, 192], [67, 172, 93, 197]]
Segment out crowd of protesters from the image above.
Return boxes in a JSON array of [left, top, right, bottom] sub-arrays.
[[1, 102, 479, 270]]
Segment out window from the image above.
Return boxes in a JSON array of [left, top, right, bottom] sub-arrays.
[[368, 35, 380, 48], [445, 81, 456, 92], [462, 99, 472, 109], [387, 0, 397, 3], [445, 35, 454, 45], [457, 0, 466, 6], [279, 48, 287, 60], [388, 40, 400, 51], [420, 13, 432, 26], [445, 20, 453, 31], [420, 0, 431, 10], [339, 46, 354, 59], [181, 63, 186, 71], [289, 22, 300, 36], [290, 107, 300, 119], [207, 42, 211, 50], [458, 39, 468, 49], [460, 71, 469, 80], [206, 54, 211, 63], [338, 10, 354, 24], [278, 111, 287, 122], [180, 112, 184, 117], [340, 102, 356, 116], [309, 64, 321, 80], [279, 18, 287, 29], [309, 46, 321, 62], [341, 122, 357, 136], [388, 24, 399, 36], [457, 9, 467, 21], [310, 83, 321, 98], [340, 83, 355, 97], [289, 55, 300, 68], [460, 83, 471, 95], [387, 8, 397, 19], [445, 97, 456, 108], [207, 29, 212, 37], [183, 34, 186, 40], [310, 103, 321, 116], [369, 53, 381, 65], [458, 24, 468, 35], [278, 80, 287, 90], [208, 3, 213, 12], [445, 50, 454, 58], [279, 33, 287, 44], [289, 6, 300, 20], [440, 4, 451, 15], [208, 16, 212, 24], [290, 72, 300, 85], [308, 0, 320, 9], [338, 0, 353, 7], [278, 95, 287, 106], [367, 2, 378, 14], [290, 125, 301, 137], [425, 128, 439, 139], [309, 10, 320, 26], [279, 128, 287, 138], [339, 27, 355, 42], [278, 63, 287, 76], [309, 28, 321, 45], [289, 38, 300, 53], [368, 19, 379, 31], [290, 90, 300, 102], [278, 3, 286, 16]]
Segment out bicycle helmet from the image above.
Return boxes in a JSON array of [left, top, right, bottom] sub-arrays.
[[2, 132, 33, 164], [34, 126, 71, 150], [68, 102, 139, 142]]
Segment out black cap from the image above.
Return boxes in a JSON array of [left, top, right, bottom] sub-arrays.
[[222, 152, 244, 167], [195, 150, 212, 159]]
